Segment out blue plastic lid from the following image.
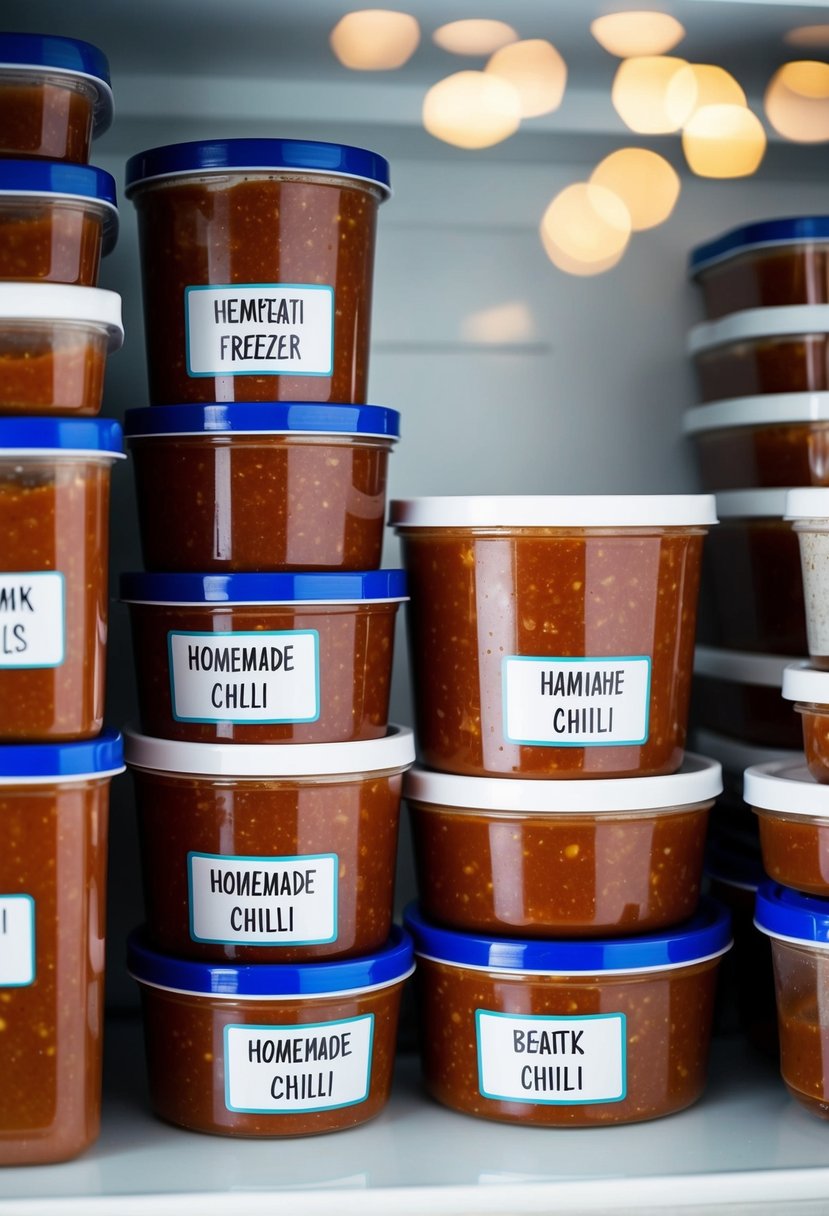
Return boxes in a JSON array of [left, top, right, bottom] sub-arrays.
[[124, 402, 400, 440], [0, 33, 113, 136], [0, 417, 123, 453], [404, 899, 732, 975], [755, 880, 829, 947], [120, 570, 407, 604], [0, 730, 124, 781], [0, 159, 118, 252], [125, 138, 391, 197], [690, 217, 829, 277], [0, 416, 123, 454], [128, 925, 414, 997]]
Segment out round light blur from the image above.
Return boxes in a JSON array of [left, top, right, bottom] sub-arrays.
[[433, 19, 518, 56], [612, 56, 689, 134], [683, 104, 767, 177], [330, 10, 420, 70], [540, 182, 631, 276], [765, 61, 829, 142], [591, 149, 680, 231], [423, 70, 522, 148], [665, 64, 747, 128], [486, 39, 567, 117], [591, 11, 685, 58]]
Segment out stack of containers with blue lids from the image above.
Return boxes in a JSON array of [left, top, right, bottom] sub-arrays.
[[121, 138, 415, 1137], [390, 493, 732, 1126], [0, 32, 125, 1166]]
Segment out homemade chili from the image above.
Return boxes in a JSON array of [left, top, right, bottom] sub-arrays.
[[746, 758, 829, 896]]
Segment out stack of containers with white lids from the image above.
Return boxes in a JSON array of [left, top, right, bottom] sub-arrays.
[[0, 33, 125, 1166], [390, 494, 732, 1128], [120, 138, 415, 1139]]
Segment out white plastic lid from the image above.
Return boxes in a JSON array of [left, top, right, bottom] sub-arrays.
[[125, 724, 415, 777], [390, 495, 717, 529], [715, 489, 794, 519], [692, 727, 801, 774], [694, 645, 795, 687], [683, 392, 829, 436], [0, 282, 123, 351], [744, 759, 829, 818], [785, 487, 829, 520], [688, 305, 829, 356], [782, 661, 829, 705], [404, 754, 721, 813]]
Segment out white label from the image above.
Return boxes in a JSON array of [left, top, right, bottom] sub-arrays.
[[502, 655, 651, 747], [0, 573, 64, 668], [185, 284, 334, 377], [0, 895, 35, 987], [476, 1010, 626, 1105], [188, 852, 337, 946], [224, 1016, 374, 1113], [169, 630, 320, 724]]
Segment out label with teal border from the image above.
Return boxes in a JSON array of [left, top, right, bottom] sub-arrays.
[[168, 629, 320, 724], [476, 1010, 627, 1105], [0, 572, 65, 669], [188, 851, 338, 946], [224, 1015, 374, 1113], [502, 655, 651, 747], [185, 283, 334, 378], [0, 895, 36, 987]]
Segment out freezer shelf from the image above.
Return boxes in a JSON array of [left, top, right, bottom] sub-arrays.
[[2, 1019, 829, 1215]]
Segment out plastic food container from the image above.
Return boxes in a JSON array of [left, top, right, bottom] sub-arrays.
[[688, 307, 829, 403], [125, 403, 399, 573], [128, 925, 413, 1138], [704, 840, 776, 1056], [698, 490, 805, 655], [0, 732, 124, 1165], [746, 759, 829, 896], [692, 647, 801, 750], [693, 727, 800, 850], [0, 161, 117, 285], [404, 899, 731, 1127], [391, 495, 715, 779], [785, 488, 829, 668], [121, 571, 406, 745], [684, 393, 829, 490], [406, 755, 721, 938], [782, 663, 829, 782], [125, 139, 390, 406], [0, 283, 122, 415], [690, 218, 829, 320], [0, 418, 123, 740], [126, 726, 414, 962], [0, 33, 113, 163], [755, 881, 829, 1119]]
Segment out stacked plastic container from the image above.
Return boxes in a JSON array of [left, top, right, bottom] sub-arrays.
[[0, 33, 125, 1166], [120, 138, 415, 1137], [390, 494, 732, 1127]]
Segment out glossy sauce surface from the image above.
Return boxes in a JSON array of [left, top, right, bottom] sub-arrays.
[[699, 246, 829, 319], [755, 809, 829, 896], [693, 423, 829, 491], [0, 202, 102, 284], [694, 336, 829, 402], [0, 324, 107, 414], [0, 81, 94, 162]]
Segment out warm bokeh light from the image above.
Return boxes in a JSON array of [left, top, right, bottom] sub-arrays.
[[329, 9, 420, 70], [785, 26, 829, 49], [612, 56, 689, 133], [665, 64, 747, 127], [765, 61, 829, 142], [422, 70, 521, 148], [590, 149, 680, 231], [485, 39, 567, 117], [461, 300, 536, 344], [591, 11, 685, 58], [433, 19, 518, 56], [682, 104, 767, 177], [540, 182, 631, 276]]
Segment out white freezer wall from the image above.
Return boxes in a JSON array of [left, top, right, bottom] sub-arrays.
[[99, 139, 829, 1008]]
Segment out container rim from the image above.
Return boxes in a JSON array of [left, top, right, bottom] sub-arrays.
[[744, 758, 829, 818], [688, 305, 829, 356], [124, 402, 400, 440], [0, 33, 113, 135], [755, 880, 829, 947], [0, 729, 124, 782], [0, 416, 124, 454], [781, 660, 829, 705], [0, 282, 123, 350], [390, 494, 717, 529], [404, 753, 721, 813], [0, 160, 118, 252], [124, 723, 415, 777], [689, 216, 829, 278], [682, 391, 829, 435], [119, 570, 407, 606], [785, 487, 829, 520]]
